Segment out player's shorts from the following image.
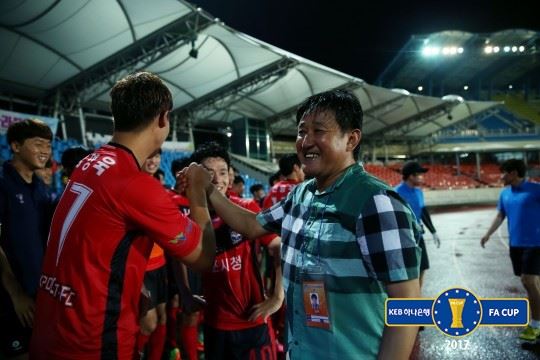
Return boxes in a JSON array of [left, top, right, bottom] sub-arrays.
[[419, 236, 429, 272], [143, 264, 168, 308], [0, 290, 32, 357], [509, 247, 540, 276], [204, 323, 275, 360]]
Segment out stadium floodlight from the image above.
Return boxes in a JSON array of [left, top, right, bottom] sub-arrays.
[[504, 46, 510, 52], [464, 85, 469, 90], [519, 46, 525, 52], [457, 47, 464, 54], [508, 84, 513, 89], [493, 46, 500, 53], [442, 47, 450, 55], [449, 47, 457, 55], [511, 46, 518, 52], [484, 46, 493, 54], [418, 86, 423, 92], [422, 46, 440, 57]]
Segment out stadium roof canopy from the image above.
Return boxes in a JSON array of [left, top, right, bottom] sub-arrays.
[[376, 29, 540, 99], [0, 0, 498, 141]]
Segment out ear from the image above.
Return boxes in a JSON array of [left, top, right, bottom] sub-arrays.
[[346, 129, 361, 153], [10, 141, 21, 154], [157, 110, 169, 129]]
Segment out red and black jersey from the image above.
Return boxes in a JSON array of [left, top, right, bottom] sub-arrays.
[[30, 144, 201, 360], [262, 179, 300, 209], [203, 196, 277, 331]]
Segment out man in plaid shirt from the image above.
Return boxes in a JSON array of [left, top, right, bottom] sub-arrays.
[[182, 89, 421, 359]]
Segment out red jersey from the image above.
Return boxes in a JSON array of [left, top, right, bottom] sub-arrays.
[[30, 144, 201, 360], [262, 179, 300, 209], [204, 196, 277, 331]]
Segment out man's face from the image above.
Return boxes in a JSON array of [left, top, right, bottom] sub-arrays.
[[232, 182, 244, 196], [143, 153, 161, 175], [202, 157, 229, 195], [254, 189, 265, 200], [11, 137, 52, 171], [409, 173, 424, 187], [501, 170, 518, 186], [295, 111, 355, 184]]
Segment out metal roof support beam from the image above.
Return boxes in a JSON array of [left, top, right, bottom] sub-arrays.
[[369, 102, 455, 139], [266, 81, 361, 128], [174, 57, 298, 117], [47, 9, 215, 104]]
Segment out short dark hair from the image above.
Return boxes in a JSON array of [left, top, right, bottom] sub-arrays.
[[269, 170, 281, 187], [170, 156, 192, 177], [279, 154, 301, 177], [233, 175, 244, 185], [110, 72, 172, 132], [296, 89, 363, 160], [250, 183, 264, 195], [500, 159, 526, 178], [61, 146, 92, 177], [7, 119, 53, 145], [189, 141, 231, 168]]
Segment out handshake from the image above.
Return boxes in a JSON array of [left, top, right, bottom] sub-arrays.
[[174, 162, 213, 195]]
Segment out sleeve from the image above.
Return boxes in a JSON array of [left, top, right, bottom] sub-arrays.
[[356, 190, 421, 283], [421, 207, 436, 234], [239, 198, 278, 246], [121, 175, 201, 259], [256, 191, 293, 235], [496, 190, 505, 216]]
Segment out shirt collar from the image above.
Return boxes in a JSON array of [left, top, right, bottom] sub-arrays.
[[311, 163, 361, 196]]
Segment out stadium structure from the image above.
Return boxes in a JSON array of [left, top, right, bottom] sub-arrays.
[[0, 1, 539, 203]]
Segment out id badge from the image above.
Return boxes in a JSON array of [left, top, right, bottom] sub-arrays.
[[302, 265, 332, 330]]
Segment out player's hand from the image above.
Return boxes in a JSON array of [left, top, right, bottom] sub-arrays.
[[185, 163, 212, 193], [480, 235, 489, 248], [12, 292, 35, 328], [174, 167, 188, 194], [248, 292, 284, 322], [433, 233, 441, 248]]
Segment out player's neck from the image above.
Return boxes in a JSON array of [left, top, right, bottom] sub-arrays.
[[111, 131, 159, 168]]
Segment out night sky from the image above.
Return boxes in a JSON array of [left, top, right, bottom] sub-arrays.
[[193, 0, 538, 83]]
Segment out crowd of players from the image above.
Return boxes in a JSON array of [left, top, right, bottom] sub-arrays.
[[1, 71, 539, 360]]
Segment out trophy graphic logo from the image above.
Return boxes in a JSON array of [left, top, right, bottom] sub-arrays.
[[448, 298, 466, 328], [433, 288, 482, 337]]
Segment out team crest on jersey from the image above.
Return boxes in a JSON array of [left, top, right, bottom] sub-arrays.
[[15, 193, 24, 204], [230, 230, 242, 245], [170, 232, 186, 245]]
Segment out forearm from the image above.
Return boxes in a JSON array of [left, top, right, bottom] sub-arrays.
[[421, 207, 436, 234], [378, 279, 420, 360], [187, 187, 215, 271], [207, 185, 268, 239], [484, 212, 504, 238]]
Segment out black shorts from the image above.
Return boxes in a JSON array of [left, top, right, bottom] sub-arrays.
[[0, 290, 32, 357], [510, 247, 540, 276], [204, 324, 275, 360], [419, 236, 429, 272], [143, 265, 168, 308]]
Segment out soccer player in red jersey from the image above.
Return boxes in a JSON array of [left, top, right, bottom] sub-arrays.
[[262, 153, 304, 210], [30, 72, 216, 360], [189, 142, 284, 360]]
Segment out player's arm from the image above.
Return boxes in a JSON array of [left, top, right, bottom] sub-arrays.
[[249, 236, 284, 321], [0, 244, 35, 328], [181, 164, 216, 271], [480, 211, 505, 248], [208, 185, 269, 239], [378, 279, 420, 360]]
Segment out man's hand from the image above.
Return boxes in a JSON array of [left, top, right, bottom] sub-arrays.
[[12, 292, 35, 328], [248, 292, 284, 322], [178, 163, 212, 198], [433, 233, 441, 248], [480, 235, 490, 248]]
